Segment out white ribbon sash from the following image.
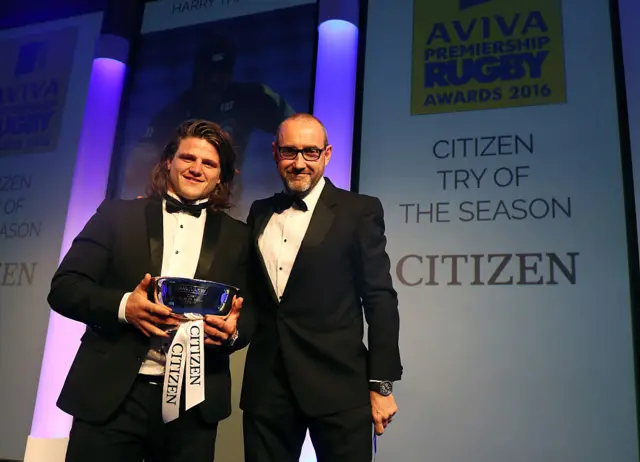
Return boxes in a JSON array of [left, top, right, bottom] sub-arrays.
[[162, 314, 205, 423]]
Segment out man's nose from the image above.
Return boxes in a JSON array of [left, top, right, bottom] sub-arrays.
[[293, 153, 306, 169], [189, 161, 203, 175]]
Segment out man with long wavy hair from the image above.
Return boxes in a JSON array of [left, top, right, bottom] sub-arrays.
[[48, 119, 253, 462]]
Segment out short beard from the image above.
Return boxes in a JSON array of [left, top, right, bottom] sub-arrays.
[[284, 176, 313, 196]]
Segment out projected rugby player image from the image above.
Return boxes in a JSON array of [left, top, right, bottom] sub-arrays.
[[121, 34, 295, 203]]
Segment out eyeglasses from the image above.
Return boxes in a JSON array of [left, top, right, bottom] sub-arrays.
[[276, 146, 326, 161]]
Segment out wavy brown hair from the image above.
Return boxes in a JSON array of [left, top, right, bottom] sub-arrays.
[[145, 119, 237, 210]]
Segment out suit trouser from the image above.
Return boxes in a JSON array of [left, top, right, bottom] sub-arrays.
[[243, 354, 372, 462], [65, 376, 218, 462]]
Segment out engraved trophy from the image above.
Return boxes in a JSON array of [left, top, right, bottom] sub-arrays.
[[147, 277, 239, 333], [147, 277, 240, 423]]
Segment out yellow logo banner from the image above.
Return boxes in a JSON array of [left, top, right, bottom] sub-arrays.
[[411, 0, 566, 115]]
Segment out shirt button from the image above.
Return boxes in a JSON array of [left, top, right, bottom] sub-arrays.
[[180, 225, 184, 229], [279, 267, 282, 270], [175, 251, 179, 254], [284, 239, 287, 242]]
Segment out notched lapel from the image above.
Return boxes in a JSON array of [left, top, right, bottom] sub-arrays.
[[252, 205, 271, 246], [252, 201, 280, 305], [298, 180, 339, 251], [195, 210, 222, 280], [300, 199, 334, 248], [282, 189, 336, 300], [145, 200, 163, 277]]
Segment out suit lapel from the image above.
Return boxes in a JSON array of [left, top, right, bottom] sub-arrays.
[[252, 200, 281, 305], [252, 205, 272, 247], [145, 199, 163, 277], [298, 198, 335, 247], [300, 179, 337, 249], [281, 181, 337, 299], [194, 210, 221, 280]]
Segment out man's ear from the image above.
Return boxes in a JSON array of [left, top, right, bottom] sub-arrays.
[[323, 145, 333, 166]]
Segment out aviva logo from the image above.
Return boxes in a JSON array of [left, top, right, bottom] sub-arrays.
[[411, 0, 566, 115]]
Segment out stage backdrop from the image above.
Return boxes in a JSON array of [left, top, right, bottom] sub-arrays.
[[110, 0, 317, 460], [357, 0, 639, 461], [0, 12, 103, 461]]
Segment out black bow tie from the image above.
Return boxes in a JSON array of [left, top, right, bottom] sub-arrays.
[[164, 194, 209, 217], [273, 192, 308, 213]]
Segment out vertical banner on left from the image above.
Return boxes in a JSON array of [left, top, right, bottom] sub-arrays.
[[0, 13, 103, 460]]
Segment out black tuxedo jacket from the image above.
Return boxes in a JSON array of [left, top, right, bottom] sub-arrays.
[[47, 197, 252, 424], [240, 179, 402, 417]]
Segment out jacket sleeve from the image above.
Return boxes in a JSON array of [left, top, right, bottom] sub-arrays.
[[47, 200, 126, 332], [355, 196, 403, 381]]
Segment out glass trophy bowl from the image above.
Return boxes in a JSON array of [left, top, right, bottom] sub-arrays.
[[147, 277, 239, 326]]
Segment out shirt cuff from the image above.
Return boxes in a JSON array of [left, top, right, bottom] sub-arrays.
[[118, 292, 131, 323]]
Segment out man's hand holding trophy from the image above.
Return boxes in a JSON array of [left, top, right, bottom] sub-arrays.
[[145, 275, 243, 423]]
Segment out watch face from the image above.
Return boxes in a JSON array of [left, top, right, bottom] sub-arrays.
[[380, 381, 392, 395]]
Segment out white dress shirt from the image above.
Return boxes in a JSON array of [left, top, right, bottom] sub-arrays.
[[258, 177, 325, 299], [118, 192, 207, 375]]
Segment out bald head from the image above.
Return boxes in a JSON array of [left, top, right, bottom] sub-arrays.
[[275, 113, 328, 146], [272, 112, 332, 195]]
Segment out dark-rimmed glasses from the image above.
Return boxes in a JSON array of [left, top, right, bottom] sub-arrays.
[[276, 145, 326, 161]]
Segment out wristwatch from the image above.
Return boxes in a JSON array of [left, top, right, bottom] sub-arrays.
[[369, 380, 393, 396], [227, 329, 239, 347]]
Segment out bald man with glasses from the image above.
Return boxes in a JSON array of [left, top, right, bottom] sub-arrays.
[[239, 113, 403, 462]]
